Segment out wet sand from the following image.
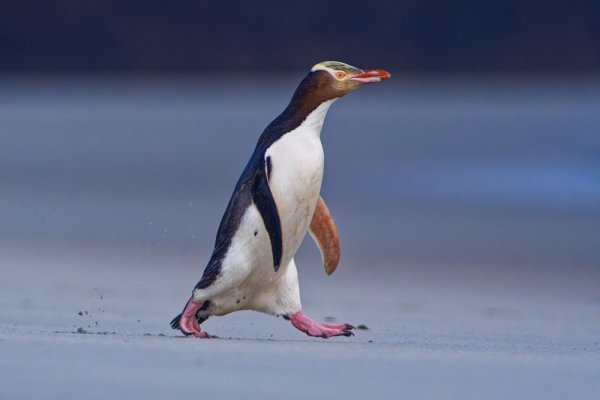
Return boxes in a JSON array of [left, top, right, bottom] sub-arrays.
[[1, 243, 599, 399]]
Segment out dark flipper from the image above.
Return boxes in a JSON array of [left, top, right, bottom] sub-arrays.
[[252, 156, 283, 271]]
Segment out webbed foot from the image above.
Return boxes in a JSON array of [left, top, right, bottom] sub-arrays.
[[287, 311, 354, 338], [170, 298, 214, 338]]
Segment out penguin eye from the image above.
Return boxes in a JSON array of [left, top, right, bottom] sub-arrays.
[[335, 71, 346, 80]]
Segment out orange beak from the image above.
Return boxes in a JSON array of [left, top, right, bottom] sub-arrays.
[[349, 69, 391, 83]]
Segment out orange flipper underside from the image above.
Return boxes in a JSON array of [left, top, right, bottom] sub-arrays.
[[309, 196, 340, 275]]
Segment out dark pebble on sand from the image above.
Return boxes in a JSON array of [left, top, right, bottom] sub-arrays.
[[76, 327, 88, 334], [356, 324, 369, 330], [77, 311, 83, 316]]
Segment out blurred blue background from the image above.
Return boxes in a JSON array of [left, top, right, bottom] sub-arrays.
[[1, 0, 599, 280], [2, 0, 599, 73]]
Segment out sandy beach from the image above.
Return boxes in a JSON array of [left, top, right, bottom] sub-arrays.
[[1, 243, 599, 399]]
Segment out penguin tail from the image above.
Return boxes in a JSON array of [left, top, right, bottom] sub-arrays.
[[170, 313, 182, 330]]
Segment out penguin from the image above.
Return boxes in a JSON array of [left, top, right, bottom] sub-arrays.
[[171, 61, 390, 338]]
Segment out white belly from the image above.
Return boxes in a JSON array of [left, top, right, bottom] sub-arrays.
[[209, 133, 323, 314], [266, 128, 324, 265]]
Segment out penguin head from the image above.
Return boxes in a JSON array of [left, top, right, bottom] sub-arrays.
[[285, 61, 390, 117], [309, 61, 391, 97]]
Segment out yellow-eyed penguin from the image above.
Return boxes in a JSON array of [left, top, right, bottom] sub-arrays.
[[171, 61, 390, 338]]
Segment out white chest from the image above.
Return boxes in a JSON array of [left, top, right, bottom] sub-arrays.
[[264, 100, 334, 262]]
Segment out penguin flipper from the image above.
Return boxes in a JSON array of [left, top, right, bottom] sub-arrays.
[[252, 156, 283, 272], [309, 196, 340, 275]]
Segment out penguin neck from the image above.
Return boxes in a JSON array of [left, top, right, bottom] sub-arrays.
[[295, 99, 335, 137], [258, 95, 337, 150], [283, 71, 339, 134]]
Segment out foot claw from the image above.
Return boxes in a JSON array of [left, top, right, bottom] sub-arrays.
[[288, 311, 355, 339]]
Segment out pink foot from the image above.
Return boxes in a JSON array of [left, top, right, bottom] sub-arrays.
[[287, 311, 354, 338], [321, 322, 355, 330], [175, 298, 213, 338]]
